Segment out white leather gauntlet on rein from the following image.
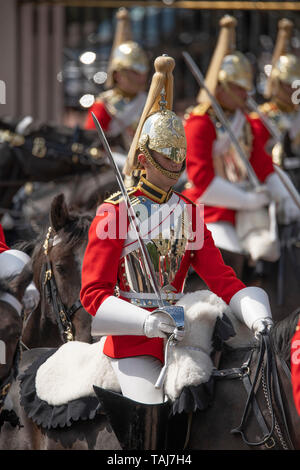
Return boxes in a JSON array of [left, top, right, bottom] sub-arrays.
[[144, 310, 185, 341], [266, 172, 300, 225], [92, 296, 184, 340], [229, 286, 273, 335], [199, 176, 270, 210]]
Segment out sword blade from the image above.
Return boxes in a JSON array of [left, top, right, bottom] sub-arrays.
[[183, 51, 260, 189]]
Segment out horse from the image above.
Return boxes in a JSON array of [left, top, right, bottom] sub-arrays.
[[0, 265, 33, 429], [1, 301, 299, 450], [0, 116, 119, 246], [21, 193, 93, 349], [187, 307, 300, 450]]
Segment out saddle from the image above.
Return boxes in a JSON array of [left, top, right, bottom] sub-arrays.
[[19, 290, 240, 430]]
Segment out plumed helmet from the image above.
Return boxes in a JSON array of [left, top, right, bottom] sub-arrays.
[[106, 8, 149, 88], [123, 55, 186, 179], [218, 51, 253, 91]]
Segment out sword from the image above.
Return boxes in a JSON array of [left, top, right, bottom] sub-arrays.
[[182, 51, 261, 190], [91, 113, 185, 385], [91, 112, 165, 308]]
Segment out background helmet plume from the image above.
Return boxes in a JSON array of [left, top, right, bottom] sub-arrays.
[[105, 7, 149, 89], [197, 15, 253, 111], [264, 18, 300, 99], [123, 55, 186, 179]]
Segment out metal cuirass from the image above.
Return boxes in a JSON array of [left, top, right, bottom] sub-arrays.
[[119, 193, 193, 307], [211, 110, 253, 185]]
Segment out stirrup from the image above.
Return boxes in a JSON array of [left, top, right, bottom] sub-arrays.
[[93, 386, 170, 450]]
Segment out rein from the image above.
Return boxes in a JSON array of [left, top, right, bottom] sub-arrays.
[[213, 334, 294, 450], [42, 226, 82, 343]]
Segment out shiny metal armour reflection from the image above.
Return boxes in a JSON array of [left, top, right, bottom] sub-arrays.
[[121, 194, 193, 305]]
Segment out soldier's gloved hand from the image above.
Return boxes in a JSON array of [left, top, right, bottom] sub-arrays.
[[252, 318, 273, 338], [244, 187, 270, 210], [144, 311, 185, 341], [277, 196, 300, 225], [22, 281, 40, 313]]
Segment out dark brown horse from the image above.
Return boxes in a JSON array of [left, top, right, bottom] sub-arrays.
[[0, 266, 33, 427], [1, 307, 299, 450], [21, 194, 93, 349]]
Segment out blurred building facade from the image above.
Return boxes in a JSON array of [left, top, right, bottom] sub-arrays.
[[0, 0, 300, 125]]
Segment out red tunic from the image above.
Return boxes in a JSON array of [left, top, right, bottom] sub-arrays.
[[182, 112, 275, 225], [0, 224, 9, 253], [291, 320, 300, 415], [84, 101, 112, 131], [80, 186, 245, 363]]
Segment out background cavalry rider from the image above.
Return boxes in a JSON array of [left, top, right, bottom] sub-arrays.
[[255, 18, 300, 189], [182, 15, 300, 272], [80, 54, 275, 450], [0, 223, 40, 314], [84, 7, 149, 154]]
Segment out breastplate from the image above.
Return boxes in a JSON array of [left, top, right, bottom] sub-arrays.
[[212, 113, 253, 184], [119, 193, 193, 306]]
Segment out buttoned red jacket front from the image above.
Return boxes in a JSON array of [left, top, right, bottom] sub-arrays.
[[80, 187, 245, 363], [182, 112, 275, 225]]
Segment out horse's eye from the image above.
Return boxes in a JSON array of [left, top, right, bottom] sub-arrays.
[[55, 264, 66, 275]]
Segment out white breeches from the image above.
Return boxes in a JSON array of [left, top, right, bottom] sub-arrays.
[[206, 221, 244, 254], [110, 355, 165, 404]]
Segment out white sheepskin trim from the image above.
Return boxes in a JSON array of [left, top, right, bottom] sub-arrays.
[[163, 290, 228, 400], [35, 337, 121, 406]]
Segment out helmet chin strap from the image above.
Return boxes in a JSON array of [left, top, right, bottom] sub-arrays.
[[139, 140, 186, 181]]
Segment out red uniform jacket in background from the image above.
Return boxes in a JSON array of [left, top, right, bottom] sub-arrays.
[[84, 101, 112, 131], [80, 186, 246, 363], [182, 112, 275, 225], [0, 224, 9, 253], [291, 320, 300, 415]]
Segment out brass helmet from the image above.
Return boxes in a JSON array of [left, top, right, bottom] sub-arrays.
[[264, 18, 300, 98], [198, 15, 253, 107], [218, 51, 253, 91], [106, 8, 149, 88], [271, 53, 300, 86], [123, 55, 186, 179]]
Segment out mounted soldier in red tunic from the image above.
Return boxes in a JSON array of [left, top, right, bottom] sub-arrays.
[[253, 19, 300, 189], [84, 8, 149, 157], [80, 54, 275, 450], [182, 16, 300, 273]]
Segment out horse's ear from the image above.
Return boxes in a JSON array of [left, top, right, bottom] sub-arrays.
[[50, 193, 70, 232]]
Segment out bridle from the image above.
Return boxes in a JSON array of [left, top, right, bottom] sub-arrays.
[[213, 333, 294, 450], [42, 226, 83, 343], [0, 292, 23, 416]]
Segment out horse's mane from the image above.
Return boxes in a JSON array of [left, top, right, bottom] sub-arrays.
[[58, 210, 93, 250], [271, 308, 300, 365]]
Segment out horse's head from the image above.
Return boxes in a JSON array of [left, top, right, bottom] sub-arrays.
[[0, 265, 32, 386], [31, 193, 93, 344]]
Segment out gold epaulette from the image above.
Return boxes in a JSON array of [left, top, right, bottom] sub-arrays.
[[257, 102, 278, 115], [249, 111, 259, 119], [104, 187, 137, 205]]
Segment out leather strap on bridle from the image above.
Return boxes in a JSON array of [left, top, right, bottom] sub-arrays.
[[213, 334, 294, 450], [42, 226, 82, 343]]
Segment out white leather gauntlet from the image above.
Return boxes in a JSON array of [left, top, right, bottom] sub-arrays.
[[229, 287, 273, 335], [144, 310, 185, 341], [199, 176, 270, 210], [266, 172, 300, 224]]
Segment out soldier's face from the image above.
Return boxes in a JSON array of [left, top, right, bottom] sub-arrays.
[[115, 69, 148, 95], [216, 82, 248, 110], [138, 151, 183, 191]]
